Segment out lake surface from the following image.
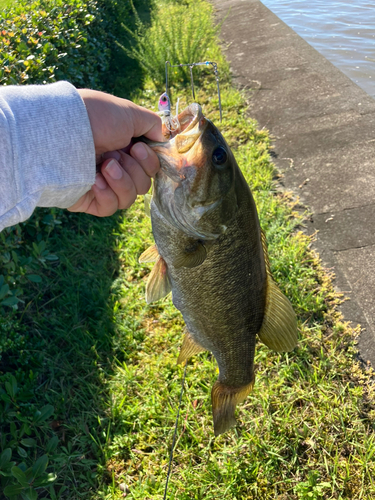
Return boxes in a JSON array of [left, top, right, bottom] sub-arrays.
[[261, 0, 375, 99]]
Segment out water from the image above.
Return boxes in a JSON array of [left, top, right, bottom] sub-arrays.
[[261, 0, 375, 99]]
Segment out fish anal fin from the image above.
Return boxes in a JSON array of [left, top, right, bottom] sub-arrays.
[[139, 244, 159, 263], [145, 256, 171, 303], [212, 379, 255, 436], [172, 241, 206, 269], [258, 275, 298, 352], [177, 330, 206, 364]]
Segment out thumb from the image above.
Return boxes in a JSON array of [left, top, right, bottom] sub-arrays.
[[130, 102, 165, 142]]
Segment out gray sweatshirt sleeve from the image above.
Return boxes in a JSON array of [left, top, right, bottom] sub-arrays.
[[0, 81, 95, 231]]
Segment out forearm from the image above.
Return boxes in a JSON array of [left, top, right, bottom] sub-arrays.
[[0, 81, 95, 231]]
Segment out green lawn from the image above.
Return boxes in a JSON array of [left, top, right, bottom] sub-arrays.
[[1, 0, 375, 498]]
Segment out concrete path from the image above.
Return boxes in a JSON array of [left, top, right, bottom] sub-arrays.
[[212, 0, 375, 365]]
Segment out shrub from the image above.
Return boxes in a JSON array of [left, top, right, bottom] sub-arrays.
[[0, 0, 110, 88], [117, 0, 222, 89]]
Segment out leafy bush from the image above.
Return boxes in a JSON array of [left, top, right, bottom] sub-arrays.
[[117, 0, 222, 88], [0, 0, 109, 88]]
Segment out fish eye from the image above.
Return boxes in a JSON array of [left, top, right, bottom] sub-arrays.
[[161, 96, 167, 102], [212, 146, 227, 166]]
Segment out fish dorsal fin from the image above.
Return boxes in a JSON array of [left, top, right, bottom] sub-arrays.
[[258, 228, 298, 352], [258, 275, 298, 352], [260, 228, 271, 275], [172, 241, 207, 269], [211, 378, 255, 436], [144, 193, 152, 218], [177, 329, 206, 364], [139, 244, 159, 263], [145, 256, 171, 303]]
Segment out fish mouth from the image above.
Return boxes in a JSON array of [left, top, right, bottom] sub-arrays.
[[175, 102, 204, 135], [147, 103, 208, 181], [168, 102, 208, 155]]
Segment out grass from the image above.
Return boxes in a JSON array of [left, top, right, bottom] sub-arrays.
[[2, 0, 375, 498], [94, 85, 375, 499]]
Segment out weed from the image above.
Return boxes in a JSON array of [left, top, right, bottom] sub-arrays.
[[117, 0, 224, 89]]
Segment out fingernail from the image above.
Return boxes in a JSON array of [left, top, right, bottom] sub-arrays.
[[131, 142, 148, 161], [105, 159, 123, 180], [95, 174, 107, 190]]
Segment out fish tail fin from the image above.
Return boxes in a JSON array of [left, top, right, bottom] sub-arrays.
[[258, 229, 298, 352], [177, 329, 206, 364], [211, 378, 255, 436]]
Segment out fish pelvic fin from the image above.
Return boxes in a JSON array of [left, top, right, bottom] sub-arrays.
[[212, 378, 255, 436], [145, 256, 171, 303], [258, 275, 298, 352], [177, 329, 206, 364], [172, 241, 207, 269], [139, 244, 159, 263]]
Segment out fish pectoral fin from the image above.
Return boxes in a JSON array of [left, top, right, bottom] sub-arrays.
[[145, 256, 171, 303], [144, 193, 152, 218], [172, 241, 207, 269], [211, 379, 255, 436], [139, 244, 159, 263], [258, 275, 298, 352], [177, 330, 206, 364]]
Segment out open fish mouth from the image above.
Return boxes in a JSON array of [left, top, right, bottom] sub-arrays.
[[174, 102, 203, 136], [146, 103, 208, 182], [168, 103, 208, 155]]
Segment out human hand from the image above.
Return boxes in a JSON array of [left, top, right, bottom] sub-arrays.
[[68, 89, 164, 216]]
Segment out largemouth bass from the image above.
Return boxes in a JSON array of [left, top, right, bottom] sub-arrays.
[[140, 103, 298, 435]]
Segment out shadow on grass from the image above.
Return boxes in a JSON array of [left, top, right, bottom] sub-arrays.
[[0, 2, 155, 497], [25, 211, 124, 496], [0, 208, 144, 497], [101, 0, 154, 99]]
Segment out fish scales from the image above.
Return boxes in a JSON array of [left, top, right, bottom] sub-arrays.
[[140, 102, 298, 435], [151, 173, 266, 388]]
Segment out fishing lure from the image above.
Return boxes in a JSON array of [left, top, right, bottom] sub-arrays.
[[157, 92, 180, 134], [157, 60, 223, 136]]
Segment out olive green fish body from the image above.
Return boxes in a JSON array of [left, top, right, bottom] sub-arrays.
[[140, 103, 298, 435], [151, 170, 265, 390]]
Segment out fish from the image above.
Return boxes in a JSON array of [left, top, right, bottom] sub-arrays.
[[139, 103, 298, 435]]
